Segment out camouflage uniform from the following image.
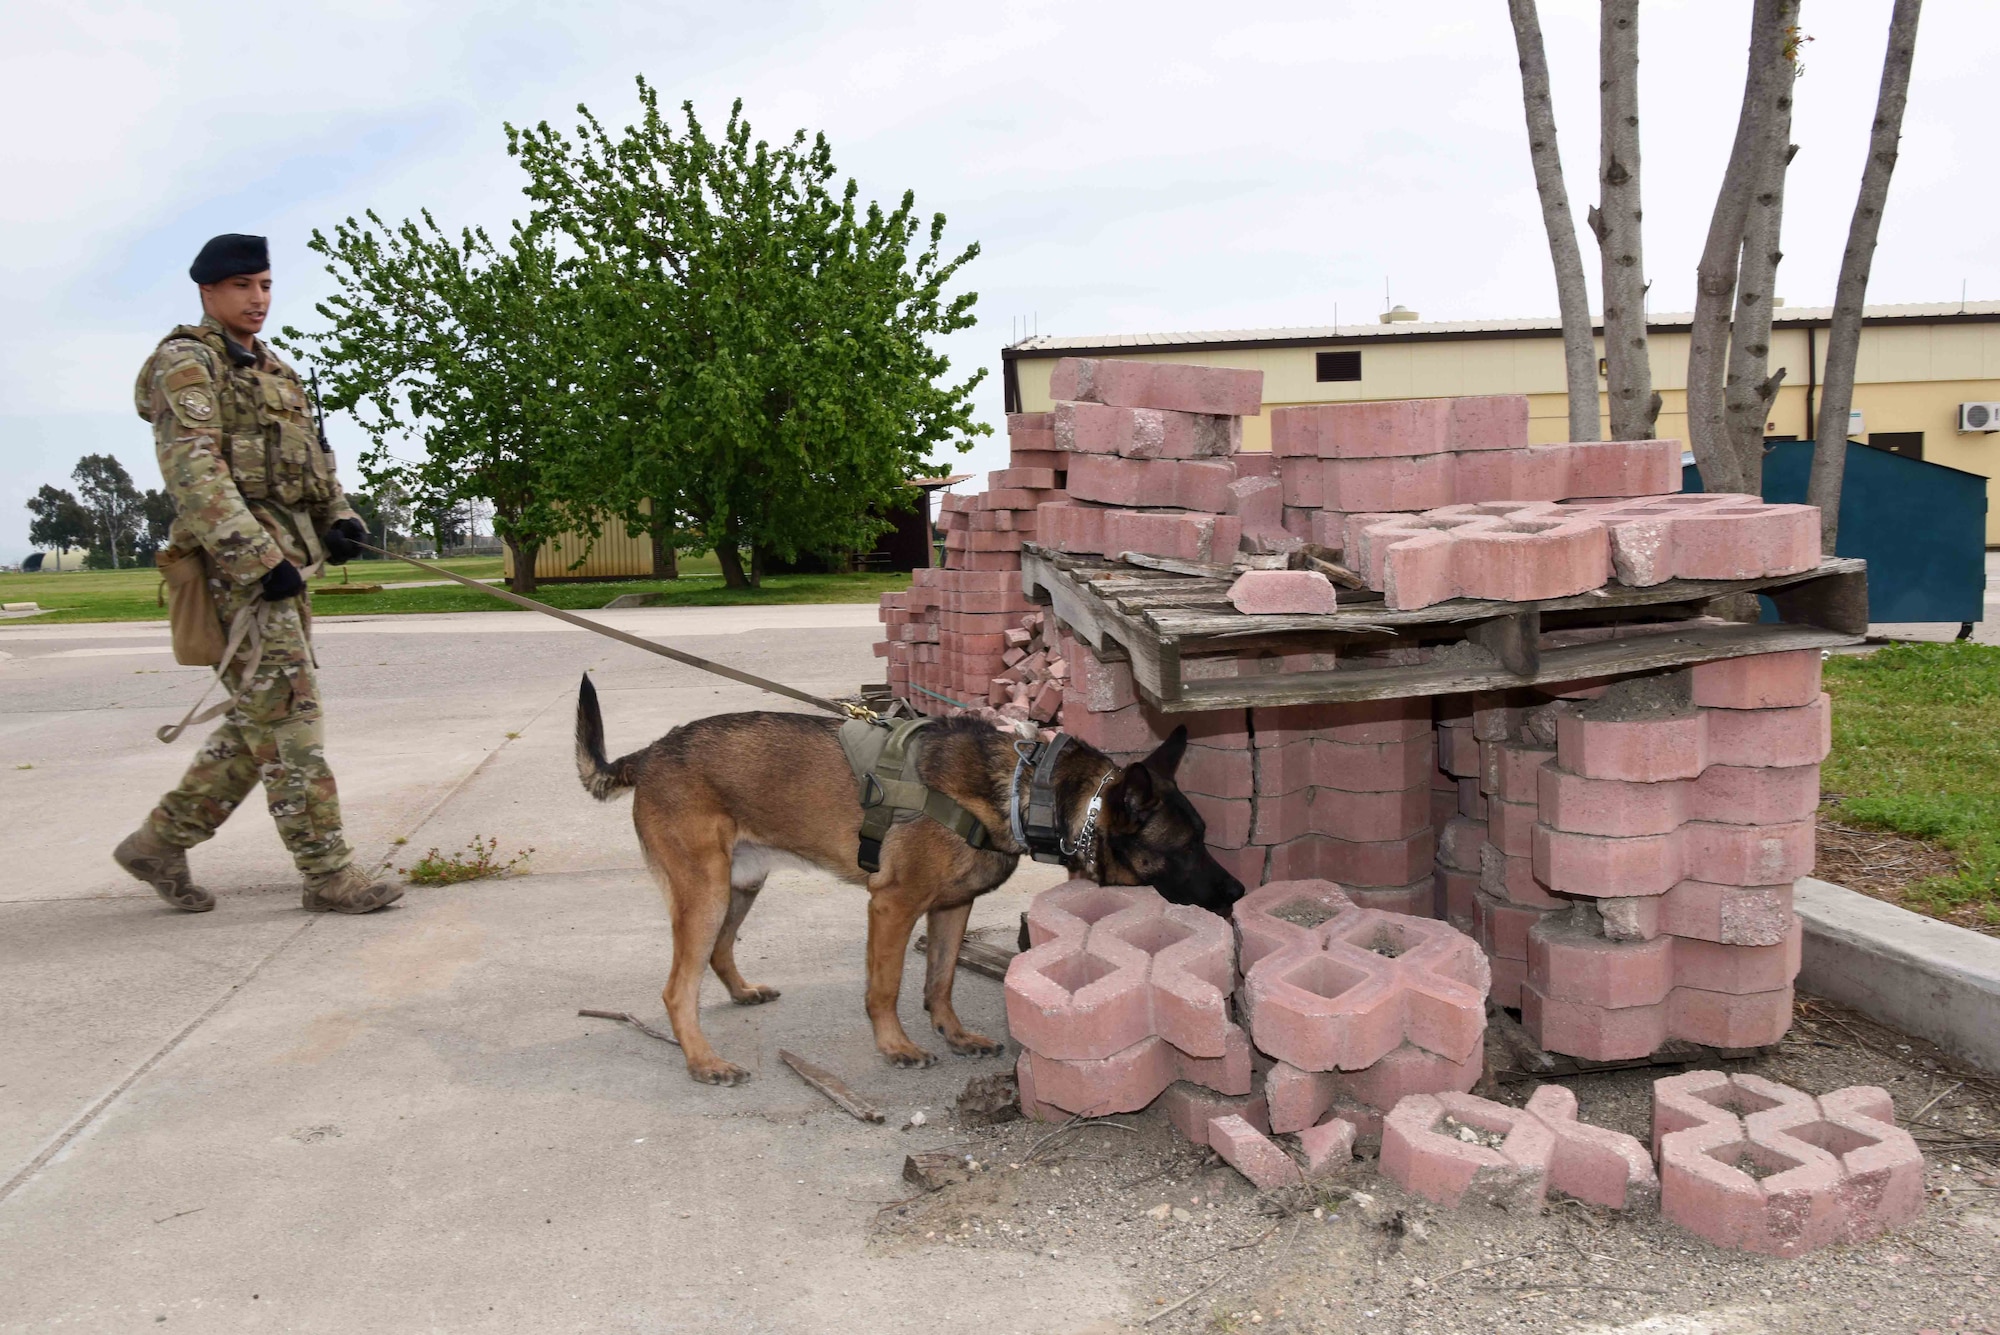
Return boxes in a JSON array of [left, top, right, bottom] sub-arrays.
[[135, 316, 362, 876]]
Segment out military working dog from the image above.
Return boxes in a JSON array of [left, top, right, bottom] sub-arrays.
[[574, 675, 1244, 1085]]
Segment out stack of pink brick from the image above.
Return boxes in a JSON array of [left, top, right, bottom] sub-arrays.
[[1432, 650, 1827, 1061], [875, 412, 1064, 714], [1034, 358, 1295, 565], [1004, 876, 1493, 1189], [1058, 644, 1444, 906], [1008, 881, 1255, 1119], [1270, 395, 1678, 550]]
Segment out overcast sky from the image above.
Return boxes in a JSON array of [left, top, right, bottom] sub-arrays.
[[2, 0, 1993, 562]]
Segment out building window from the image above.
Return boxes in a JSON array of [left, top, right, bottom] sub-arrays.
[[1316, 350, 1362, 383], [1867, 431, 1924, 461]]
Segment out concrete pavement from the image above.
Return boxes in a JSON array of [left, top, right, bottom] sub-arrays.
[[0, 606, 1103, 1334]]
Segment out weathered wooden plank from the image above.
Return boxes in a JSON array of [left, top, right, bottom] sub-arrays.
[[1470, 610, 1541, 676], [1116, 551, 1236, 581], [1148, 622, 1861, 711], [1023, 550, 1175, 698]]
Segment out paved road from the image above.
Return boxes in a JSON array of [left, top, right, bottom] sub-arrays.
[[0, 606, 1095, 1335]]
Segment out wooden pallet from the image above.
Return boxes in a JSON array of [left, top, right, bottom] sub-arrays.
[[1020, 545, 1867, 711]]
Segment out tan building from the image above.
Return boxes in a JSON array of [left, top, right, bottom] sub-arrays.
[[1003, 301, 2000, 544]]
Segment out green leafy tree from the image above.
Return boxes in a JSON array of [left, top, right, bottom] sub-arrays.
[[25, 484, 91, 569], [72, 454, 142, 569], [281, 215, 594, 594], [134, 488, 177, 561], [509, 82, 987, 588]]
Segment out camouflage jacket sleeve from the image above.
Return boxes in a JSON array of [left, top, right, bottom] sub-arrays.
[[150, 342, 284, 583], [310, 446, 363, 533]]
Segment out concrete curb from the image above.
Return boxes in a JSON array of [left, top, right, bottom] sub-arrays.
[[1794, 876, 2000, 1075]]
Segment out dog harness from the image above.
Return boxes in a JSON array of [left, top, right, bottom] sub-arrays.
[[838, 718, 996, 873]]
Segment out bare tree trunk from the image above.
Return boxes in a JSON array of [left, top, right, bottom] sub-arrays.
[[1509, 0, 1601, 443], [649, 509, 679, 579], [714, 514, 751, 589], [1588, 0, 1659, 442], [1810, 0, 1922, 553], [1686, 0, 1791, 494], [504, 535, 540, 596], [1723, 7, 1802, 482]]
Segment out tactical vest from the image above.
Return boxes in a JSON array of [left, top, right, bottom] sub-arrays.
[[134, 324, 334, 510]]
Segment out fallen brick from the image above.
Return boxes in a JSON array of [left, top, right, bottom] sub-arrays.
[[1298, 1116, 1358, 1175], [1209, 1114, 1303, 1189], [1156, 1080, 1271, 1148], [1522, 1084, 1659, 1209], [1104, 509, 1243, 564], [1228, 568, 1338, 614], [1559, 492, 1821, 586], [1381, 1092, 1552, 1210]]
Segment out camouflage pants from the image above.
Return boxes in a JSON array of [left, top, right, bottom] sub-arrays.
[[148, 581, 352, 875]]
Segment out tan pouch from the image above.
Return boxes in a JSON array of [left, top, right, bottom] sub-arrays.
[[159, 547, 226, 667]]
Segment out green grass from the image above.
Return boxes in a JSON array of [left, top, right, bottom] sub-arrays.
[[0, 554, 902, 623], [1823, 640, 2000, 923]]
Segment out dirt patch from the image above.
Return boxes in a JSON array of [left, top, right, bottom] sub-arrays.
[[875, 994, 2000, 1332], [1271, 900, 1338, 929], [1816, 810, 1994, 936], [1575, 668, 1692, 721]]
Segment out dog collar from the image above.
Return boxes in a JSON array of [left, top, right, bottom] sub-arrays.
[[1010, 733, 1116, 876]]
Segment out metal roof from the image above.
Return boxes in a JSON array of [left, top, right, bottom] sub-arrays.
[[1002, 301, 2000, 357]]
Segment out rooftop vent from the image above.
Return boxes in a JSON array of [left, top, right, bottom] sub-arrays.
[[1379, 304, 1419, 323]]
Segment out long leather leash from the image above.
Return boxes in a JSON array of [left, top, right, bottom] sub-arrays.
[[350, 542, 870, 719]]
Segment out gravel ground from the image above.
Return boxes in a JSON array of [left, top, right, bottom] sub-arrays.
[[871, 994, 2000, 1334]]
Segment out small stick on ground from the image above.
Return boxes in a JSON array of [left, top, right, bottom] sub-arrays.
[[1911, 1081, 1964, 1124], [1143, 1221, 1285, 1325], [579, 1008, 680, 1047], [1023, 1115, 1138, 1164], [778, 1049, 885, 1124]]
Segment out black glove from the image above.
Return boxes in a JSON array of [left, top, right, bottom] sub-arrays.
[[322, 517, 367, 565], [261, 559, 307, 602]]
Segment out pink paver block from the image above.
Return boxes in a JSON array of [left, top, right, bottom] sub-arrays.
[[1489, 956, 1528, 1009], [1019, 1023, 1254, 1116], [1654, 1072, 1924, 1255], [1522, 1084, 1660, 1209], [1051, 400, 1239, 459], [1256, 735, 1436, 796], [1482, 740, 1557, 802], [1454, 440, 1682, 504], [1271, 399, 1452, 459], [1381, 1092, 1554, 1210], [1065, 455, 1237, 513], [1437, 815, 1489, 873], [1687, 764, 1821, 826], [1702, 694, 1833, 769], [1658, 879, 1795, 946], [1241, 908, 1489, 1072], [1227, 473, 1285, 530], [1692, 650, 1824, 710], [1104, 509, 1243, 565], [1298, 1116, 1359, 1176], [1157, 1079, 1270, 1148], [1264, 1042, 1483, 1134], [1672, 919, 1802, 995], [1022, 880, 1158, 949], [1437, 724, 1480, 778], [1178, 743, 1254, 800], [1341, 502, 1611, 611], [1471, 886, 1552, 959], [1007, 882, 1236, 1059], [1049, 357, 1264, 417], [1528, 915, 1675, 1008], [1209, 1114, 1304, 1189], [1232, 878, 1355, 974], [1556, 709, 1707, 782], [1437, 867, 1479, 928], [1228, 568, 1338, 615], [1253, 697, 1434, 746], [1487, 798, 1537, 857], [1447, 395, 1532, 451], [1320, 456, 1457, 513], [1599, 895, 1664, 941], [1540, 762, 1821, 835], [1559, 492, 1821, 586], [1533, 823, 1682, 897], [1345, 881, 1440, 917], [1035, 501, 1112, 555], [1668, 984, 1795, 1048], [1521, 983, 1669, 1060], [1265, 830, 1439, 889], [1064, 636, 1137, 713]]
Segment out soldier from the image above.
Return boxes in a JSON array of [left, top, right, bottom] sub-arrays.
[[113, 234, 400, 915]]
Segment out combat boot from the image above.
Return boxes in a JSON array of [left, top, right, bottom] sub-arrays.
[[301, 864, 404, 915], [113, 825, 215, 913]]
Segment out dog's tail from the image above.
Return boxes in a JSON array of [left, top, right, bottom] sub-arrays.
[[575, 673, 641, 800]]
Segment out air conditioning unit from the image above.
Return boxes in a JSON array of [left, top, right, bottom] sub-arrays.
[[1960, 402, 2000, 433]]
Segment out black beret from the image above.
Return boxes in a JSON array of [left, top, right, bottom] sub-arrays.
[[189, 234, 270, 284]]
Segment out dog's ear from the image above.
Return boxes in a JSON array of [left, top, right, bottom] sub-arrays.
[[1109, 760, 1161, 829], [1142, 726, 1188, 782]]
